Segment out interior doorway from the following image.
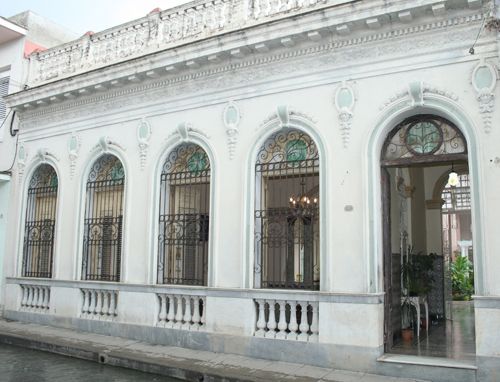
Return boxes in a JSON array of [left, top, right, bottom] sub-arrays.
[[381, 115, 476, 361]]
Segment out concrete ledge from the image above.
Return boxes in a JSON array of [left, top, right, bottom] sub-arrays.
[[5, 277, 384, 304], [474, 296, 500, 309], [0, 318, 428, 382], [3, 309, 382, 372]]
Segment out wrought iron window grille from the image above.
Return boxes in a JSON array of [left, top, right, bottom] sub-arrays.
[[158, 144, 211, 286], [22, 164, 58, 278], [255, 129, 320, 290], [82, 155, 124, 282]]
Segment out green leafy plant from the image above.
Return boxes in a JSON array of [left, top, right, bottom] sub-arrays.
[[451, 256, 474, 301]]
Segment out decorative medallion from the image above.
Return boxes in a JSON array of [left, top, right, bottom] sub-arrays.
[[17, 143, 27, 184], [471, 59, 497, 133], [223, 101, 241, 160], [334, 81, 356, 148], [68, 133, 81, 179], [137, 118, 152, 170]]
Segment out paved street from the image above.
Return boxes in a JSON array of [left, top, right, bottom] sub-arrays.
[[0, 342, 178, 382], [0, 319, 429, 382]]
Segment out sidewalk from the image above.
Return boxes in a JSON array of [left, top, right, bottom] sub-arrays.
[[0, 319, 428, 382]]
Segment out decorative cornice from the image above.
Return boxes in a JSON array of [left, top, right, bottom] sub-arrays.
[[9, 10, 486, 113]]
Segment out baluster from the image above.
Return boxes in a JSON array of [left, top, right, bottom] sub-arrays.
[[166, 295, 175, 328], [41, 288, 49, 310], [94, 290, 102, 318], [276, 300, 288, 339], [192, 297, 201, 330], [255, 299, 266, 337], [158, 294, 167, 326], [182, 296, 192, 330], [26, 286, 34, 310], [109, 291, 117, 317], [265, 300, 277, 338], [298, 302, 309, 341], [88, 290, 96, 318], [81, 289, 89, 317], [102, 291, 109, 318], [287, 300, 298, 340], [200, 297, 206, 327], [253, 0, 261, 18], [20, 286, 27, 308], [219, 1, 227, 28], [46, 288, 51, 310], [33, 287, 40, 310], [174, 296, 183, 329], [309, 302, 319, 342]]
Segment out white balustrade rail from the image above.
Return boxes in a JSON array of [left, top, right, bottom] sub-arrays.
[[28, 0, 331, 85], [80, 289, 118, 320], [157, 293, 206, 330], [20, 284, 50, 313], [254, 298, 318, 341]]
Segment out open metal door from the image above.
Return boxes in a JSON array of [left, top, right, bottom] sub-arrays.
[[382, 167, 394, 351]]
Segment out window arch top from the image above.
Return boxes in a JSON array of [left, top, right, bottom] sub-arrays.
[[88, 154, 124, 182], [29, 164, 58, 191], [256, 129, 319, 167], [162, 144, 210, 176], [382, 115, 467, 165]]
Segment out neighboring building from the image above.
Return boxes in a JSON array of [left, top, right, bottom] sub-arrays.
[[1, 1, 499, 381], [0, 12, 76, 313]]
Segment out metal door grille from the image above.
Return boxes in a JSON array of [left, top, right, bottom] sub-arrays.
[[158, 144, 210, 285], [255, 129, 320, 290], [82, 155, 124, 282], [22, 164, 58, 278]]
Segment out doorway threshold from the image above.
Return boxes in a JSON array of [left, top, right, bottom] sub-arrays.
[[378, 354, 477, 370]]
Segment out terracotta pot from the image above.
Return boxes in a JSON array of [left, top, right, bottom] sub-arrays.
[[401, 328, 414, 342]]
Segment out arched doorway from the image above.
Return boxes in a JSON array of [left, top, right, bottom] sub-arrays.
[[381, 115, 475, 361]]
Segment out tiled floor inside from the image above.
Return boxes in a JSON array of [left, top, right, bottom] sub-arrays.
[[391, 301, 476, 362]]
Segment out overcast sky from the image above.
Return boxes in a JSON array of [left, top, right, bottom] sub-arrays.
[[1, 0, 191, 36]]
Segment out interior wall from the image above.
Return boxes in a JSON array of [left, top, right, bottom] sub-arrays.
[[409, 167, 427, 255]]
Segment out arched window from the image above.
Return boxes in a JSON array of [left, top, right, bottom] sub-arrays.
[[22, 164, 58, 278], [158, 144, 210, 286], [82, 154, 124, 282], [382, 115, 467, 166], [255, 129, 320, 290]]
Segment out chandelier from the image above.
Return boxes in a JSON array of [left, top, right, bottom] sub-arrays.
[[289, 178, 318, 209]]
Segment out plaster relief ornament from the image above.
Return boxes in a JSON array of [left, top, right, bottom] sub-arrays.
[[471, 59, 497, 133], [17, 143, 27, 184], [90, 136, 125, 155], [334, 81, 356, 148], [137, 118, 152, 170], [36, 148, 59, 163], [68, 133, 81, 179], [223, 101, 241, 160], [167, 122, 210, 143]]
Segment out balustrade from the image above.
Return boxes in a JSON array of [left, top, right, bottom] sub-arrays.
[[157, 293, 205, 330], [254, 298, 318, 341], [20, 284, 50, 313], [80, 288, 118, 320], [29, 0, 332, 84]]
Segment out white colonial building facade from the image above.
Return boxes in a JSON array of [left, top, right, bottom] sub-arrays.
[[1, 0, 499, 381]]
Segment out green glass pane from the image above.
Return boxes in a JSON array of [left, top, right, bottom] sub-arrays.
[[405, 122, 441, 154], [49, 174, 58, 188], [286, 139, 307, 162], [187, 152, 208, 174], [110, 162, 124, 180]]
